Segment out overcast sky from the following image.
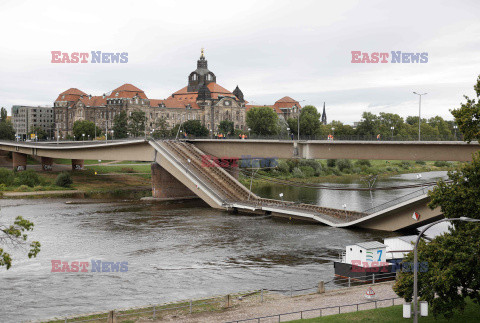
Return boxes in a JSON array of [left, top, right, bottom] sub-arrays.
[[1, 0, 479, 124]]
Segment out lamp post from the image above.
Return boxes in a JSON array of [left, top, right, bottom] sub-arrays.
[[111, 130, 114, 140], [391, 126, 394, 140], [413, 92, 427, 141], [453, 125, 458, 140], [248, 128, 251, 138], [413, 217, 480, 323], [82, 133, 85, 144], [332, 127, 335, 140]]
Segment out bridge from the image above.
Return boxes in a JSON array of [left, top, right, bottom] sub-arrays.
[[1, 139, 478, 231]]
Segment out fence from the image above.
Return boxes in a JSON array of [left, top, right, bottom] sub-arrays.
[[361, 186, 434, 215], [225, 297, 403, 323], [51, 271, 399, 323]]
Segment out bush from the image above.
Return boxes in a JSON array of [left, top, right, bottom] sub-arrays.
[[14, 170, 41, 187], [15, 184, 32, 192], [355, 159, 372, 167], [337, 159, 353, 172], [299, 166, 315, 177], [415, 160, 426, 165], [327, 159, 336, 167], [0, 168, 14, 186], [399, 161, 412, 169], [292, 167, 304, 178], [434, 161, 450, 167], [55, 172, 73, 187], [286, 159, 299, 172], [277, 160, 290, 174]]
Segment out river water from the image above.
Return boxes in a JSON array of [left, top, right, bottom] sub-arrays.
[[0, 171, 448, 322]]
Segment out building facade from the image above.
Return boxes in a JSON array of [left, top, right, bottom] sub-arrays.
[[53, 51, 248, 138], [12, 105, 54, 140]]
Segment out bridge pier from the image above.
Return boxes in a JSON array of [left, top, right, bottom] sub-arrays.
[[71, 159, 84, 170], [41, 157, 53, 171], [12, 152, 27, 171], [151, 162, 195, 199]]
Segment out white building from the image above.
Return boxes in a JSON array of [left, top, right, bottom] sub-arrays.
[[383, 235, 416, 259], [343, 241, 387, 266]]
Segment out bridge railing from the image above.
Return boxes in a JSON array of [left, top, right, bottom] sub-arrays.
[[362, 186, 434, 215]]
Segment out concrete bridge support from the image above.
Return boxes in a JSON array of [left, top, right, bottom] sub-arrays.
[[41, 157, 53, 171], [71, 159, 84, 170], [151, 162, 195, 200], [12, 152, 27, 171]]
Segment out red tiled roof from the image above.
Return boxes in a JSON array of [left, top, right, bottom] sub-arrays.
[[79, 96, 107, 107], [149, 97, 200, 109], [108, 83, 148, 99], [275, 96, 298, 103], [55, 88, 87, 102]]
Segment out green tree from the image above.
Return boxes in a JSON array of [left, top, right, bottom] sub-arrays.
[[287, 105, 321, 138], [181, 120, 209, 137], [0, 107, 7, 122], [0, 216, 41, 269], [128, 110, 145, 137], [0, 121, 15, 140], [28, 126, 47, 140], [451, 75, 480, 142], [72, 120, 101, 140], [246, 106, 279, 136], [153, 117, 169, 139], [356, 112, 380, 138], [394, 152, 480, 318], [218, 120, 234, 135], [112, 110, 128, 139]]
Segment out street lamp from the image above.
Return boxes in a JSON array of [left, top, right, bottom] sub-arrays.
[[332, 127, 335, 139], [82, 133, 85, 144], [413, 217, 480, 323], [453, 125, 458, 140], [391, 126, 395, 140], [111, 130, 114, 140], [413, 92, 427, 141], [248, 128, 251, 138]]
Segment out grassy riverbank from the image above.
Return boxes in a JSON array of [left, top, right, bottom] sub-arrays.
[[0, 160, 152, 197], [238, 159, 457, 187]]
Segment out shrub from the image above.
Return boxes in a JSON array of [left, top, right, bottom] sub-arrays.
[[55, 172, 73, 187], [14, 170, 41, 187], [337, 159, 353, 172], [355, 159, 372, 167], [287, 159, 299, 172], [415, 160, 426, 165], [327, 159, 336, 167], [292, 167, 304, 178], [352, 167, 362, 174], [0, 168, 14, 186], [399, 161, 412, 169], [277, 160, 290, 174], [299, 166, 315, 177], [15, 184, 31, 192], [120, 167, 136, 173], [434, 161, 450, 167]]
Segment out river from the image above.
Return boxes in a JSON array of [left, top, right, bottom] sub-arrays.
[[0, 171, 448, 322]]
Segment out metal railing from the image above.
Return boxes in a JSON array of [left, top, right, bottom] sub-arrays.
[[225, 297, 403, 323], [362, 186, 433, 215]]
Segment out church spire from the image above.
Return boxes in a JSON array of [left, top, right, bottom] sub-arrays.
[[200, 47, 205, 59], [321, 102, 327, 125]]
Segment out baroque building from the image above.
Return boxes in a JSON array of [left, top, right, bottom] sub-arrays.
[[53, 50, 247, 138]]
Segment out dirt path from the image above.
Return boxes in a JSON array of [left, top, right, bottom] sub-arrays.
[[142, 282, 401, 323]]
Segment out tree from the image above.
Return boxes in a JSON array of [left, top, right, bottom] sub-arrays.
[[72, 120, 101, 140], [128, 110, 145, 137], [112, 110, 128, 139], [153, 117, 169, 139], [0, 216, 41, 269], [287, 105, 321, 138], [451, 75, 480, 142], [0, 107, 7, 122], [246, 106, 278, 136], [356, 112, 380, 138], [28, 126, 47, 140], [218, 120, 234, 135], [0, 121, 15, 140], [181, 120, 209, 137], [394, 152, 480, 318]]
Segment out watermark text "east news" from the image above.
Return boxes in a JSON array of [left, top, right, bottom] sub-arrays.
[[351, 51, 428, 63], [51, 260, 128, 272], [51, 51, 128, 63], [350, 260, 428, 273]]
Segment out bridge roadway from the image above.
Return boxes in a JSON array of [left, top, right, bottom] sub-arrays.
[[1, 139, 469, 231]]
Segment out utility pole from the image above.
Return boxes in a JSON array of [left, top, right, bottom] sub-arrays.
[[413, 92, 427, 141]]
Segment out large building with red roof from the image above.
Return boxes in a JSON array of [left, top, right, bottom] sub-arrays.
[[53, 50, 301, 138]]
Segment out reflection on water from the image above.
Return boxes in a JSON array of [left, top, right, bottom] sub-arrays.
[[0, 171, 448, 322]]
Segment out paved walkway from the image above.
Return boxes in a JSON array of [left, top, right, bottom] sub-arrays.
[[142, 282, 400, 323]]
